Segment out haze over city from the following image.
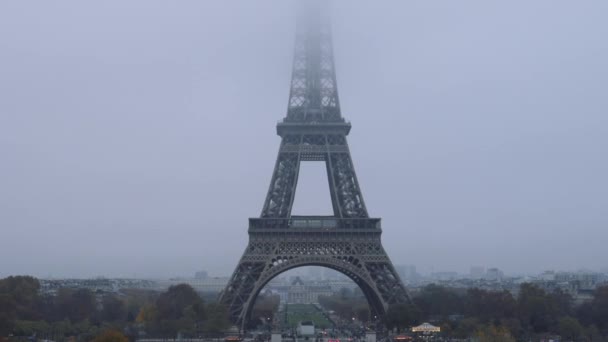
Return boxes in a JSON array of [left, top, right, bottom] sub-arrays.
[[1, 0, 607, 279]]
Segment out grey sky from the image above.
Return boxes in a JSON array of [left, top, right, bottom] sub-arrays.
[[1, 1, 607, 278]]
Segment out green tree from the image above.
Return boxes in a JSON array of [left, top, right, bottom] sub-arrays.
[[12, 320, 50, 337], [413, 284, 464, 319], [0, 276, 43, 334], [557, 317, 584, 341], [204, 302, 230, 333], [517, 283, 560, 333], [156, 284, 205, 321], [150, 284, 206, 337]]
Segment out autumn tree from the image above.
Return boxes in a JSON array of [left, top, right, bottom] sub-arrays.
[[149, 284, 206, 337], [91, 329, 129, 342], [475, 325, 516, 342], [0, 276, 42, 334]]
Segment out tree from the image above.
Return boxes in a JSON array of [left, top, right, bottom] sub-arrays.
[[0, 276, 43, 334], [91, 329, 129, 342], [0, 276, 40, 306], [338, 287, 352, 299], [137, 304, 158, 324], [453, 318, 480, 339], [100, 295, 127, 322], [203, 303, 230, 333], [55, 288, 96, 323], [251, 294, 280, 325], [517, 283, 560, 333], [150, 284, 206, 337], [156, 284, 205, 321], [549, 289, 574, 317], [590, 285, 608, 330], [465, 288, 516, 323], [318, 292, 369, 322], [12, 320, 51, 337], [584, 325, 605, 342], [413, 284, 464, 318], [475, 325, 516, 342], [122, 288, 158, 323], [557, 317, 584, 341], [355, 304, 370, 323], [385, 303, 421, 332], [0, 295, 16, 335]]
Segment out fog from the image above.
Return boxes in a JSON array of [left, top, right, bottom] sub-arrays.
[[1, 1, 607, 278]]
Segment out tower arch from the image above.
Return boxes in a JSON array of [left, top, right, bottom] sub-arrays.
[[242, 261, 386, 327]]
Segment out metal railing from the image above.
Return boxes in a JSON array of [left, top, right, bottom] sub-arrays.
[[249, 216, 381, 230]]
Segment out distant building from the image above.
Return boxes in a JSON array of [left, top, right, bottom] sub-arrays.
[[39, 278, 155, 296], [539, 270, 556, 281], [287, 277, 333, 304], [554, 271, 606, 290], [395, 264, 419, 284], [431, 272, 458, 281], [485, 268, 504, 281], [307, 267, 322, 280], [322, 268, 345, 281], [470, 266, 485, 279]]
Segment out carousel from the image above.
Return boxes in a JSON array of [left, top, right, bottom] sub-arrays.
[[411, 322, 440, 340]]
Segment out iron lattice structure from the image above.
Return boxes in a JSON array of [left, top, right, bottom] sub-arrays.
[[219, 2, 410, 330]]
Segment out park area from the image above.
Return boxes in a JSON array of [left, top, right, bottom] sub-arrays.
[[281, 304, 334, 329]]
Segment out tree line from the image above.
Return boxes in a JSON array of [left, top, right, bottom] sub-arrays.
[[0, 276, 230, 341], [3, 275, 608, 341], [384, 283, 608, 341], [318, 288, 371, 323], [249, 293, 280, 329]]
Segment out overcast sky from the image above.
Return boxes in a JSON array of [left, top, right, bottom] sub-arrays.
[[1, 0, 607, 279]]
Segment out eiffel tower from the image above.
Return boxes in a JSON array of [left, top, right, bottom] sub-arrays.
[[219, 2, 410, 330]]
